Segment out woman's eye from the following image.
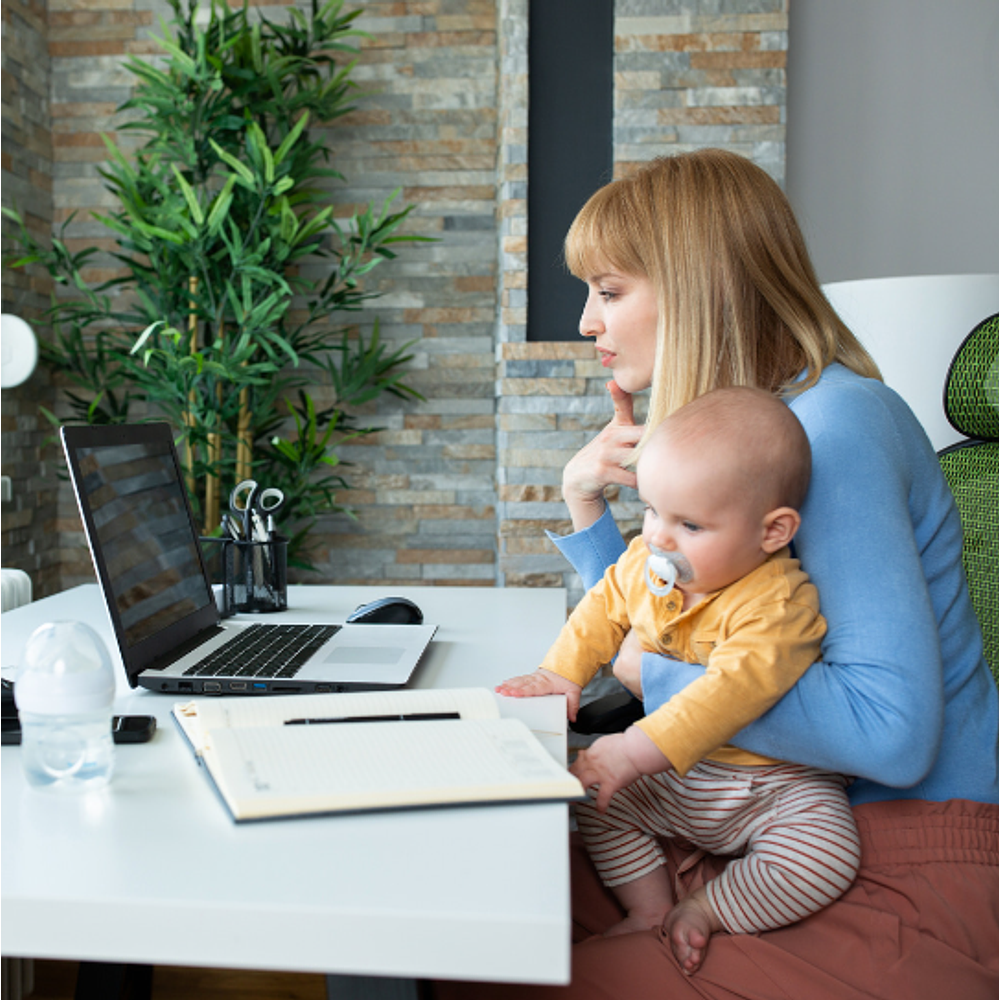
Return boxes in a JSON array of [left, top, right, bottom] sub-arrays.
[[598, 289, 617, 302], [682, 521, 702, 533]]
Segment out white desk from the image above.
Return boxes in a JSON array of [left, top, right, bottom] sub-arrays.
[[1, 584, 571, 989]]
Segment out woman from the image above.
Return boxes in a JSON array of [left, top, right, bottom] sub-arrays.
[[435, 149, 998, 999]]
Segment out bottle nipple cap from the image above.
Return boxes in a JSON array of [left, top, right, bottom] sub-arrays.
[[15, 621, 115, 715]]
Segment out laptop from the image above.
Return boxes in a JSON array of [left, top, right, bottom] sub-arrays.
[[61, 423, 437, 696]]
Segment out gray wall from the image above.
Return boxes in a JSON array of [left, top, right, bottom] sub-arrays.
[[786, 0, 998, 283]]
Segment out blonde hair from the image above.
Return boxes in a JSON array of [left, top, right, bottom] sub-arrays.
[[648, 386, 812, 511], [565, 149, 881, 436]]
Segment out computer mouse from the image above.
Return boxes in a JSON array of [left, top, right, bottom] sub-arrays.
[[345, 596, 424, 625]]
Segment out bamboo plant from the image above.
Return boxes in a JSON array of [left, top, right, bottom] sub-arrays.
[[3, 0, 426, 567]]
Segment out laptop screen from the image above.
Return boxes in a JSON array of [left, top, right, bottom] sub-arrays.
[[63, 423, 221, 685], [74, 439, 212, 647]]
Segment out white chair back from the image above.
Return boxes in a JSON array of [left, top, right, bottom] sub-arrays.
[[822, 274, 999, 451]]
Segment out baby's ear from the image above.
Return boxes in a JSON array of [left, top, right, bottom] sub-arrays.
[[761, 507, 801, 554]]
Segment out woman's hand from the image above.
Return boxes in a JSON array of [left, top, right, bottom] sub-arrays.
[[562, 382, 643, 531], [495, 668, 583, 722], [611, 628, 646, 698]]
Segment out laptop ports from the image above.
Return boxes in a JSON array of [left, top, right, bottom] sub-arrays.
[[203, 681, 222, 693], [229, 681, 248, 692]]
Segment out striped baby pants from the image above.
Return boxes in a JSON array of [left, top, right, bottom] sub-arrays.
[[574, 759, 861, 934]]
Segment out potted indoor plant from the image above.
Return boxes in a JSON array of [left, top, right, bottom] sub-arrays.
[[4, 0, 426, 567]]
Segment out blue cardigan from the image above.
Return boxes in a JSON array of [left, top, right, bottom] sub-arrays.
[[551, 365, 998, 806]]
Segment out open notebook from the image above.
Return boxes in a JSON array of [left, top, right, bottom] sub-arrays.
[[172, 688, 584, 821]]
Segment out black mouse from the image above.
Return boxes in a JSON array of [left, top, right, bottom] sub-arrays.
[[345, 596, 424, 625]]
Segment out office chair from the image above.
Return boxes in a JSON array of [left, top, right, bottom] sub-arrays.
[[571, 313, 1000, 735], [937, 313, 999, 681]]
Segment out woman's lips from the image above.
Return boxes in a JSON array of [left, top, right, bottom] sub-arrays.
[[599, 350, 615, 367]]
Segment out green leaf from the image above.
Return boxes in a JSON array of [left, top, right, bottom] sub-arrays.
[[209, 138, 256, 186], [274, 111, 310, 165], [130, 320, 165, 355], [251, 22, 264, 74], [134, 221, 187, 245], [39, 405, 62, 429], [171, 165, 205, 225], [246, 122, 274, 184], [153, 31, 198, 77], [205, 176, 236, 234]]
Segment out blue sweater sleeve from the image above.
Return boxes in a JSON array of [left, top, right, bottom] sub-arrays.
[[546, 503, 627, 592], [642, 370, 950, 794]]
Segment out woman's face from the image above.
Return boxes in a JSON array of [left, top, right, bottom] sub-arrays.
[[577, 267, 659, 394]]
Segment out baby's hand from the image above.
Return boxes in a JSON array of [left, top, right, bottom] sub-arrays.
[[570, 727, 672, 812], [495, 669, 582, 722], [570, 734, 642, 812]]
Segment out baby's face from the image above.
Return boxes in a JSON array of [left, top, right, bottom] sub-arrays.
[[637, 435, 770, 600]]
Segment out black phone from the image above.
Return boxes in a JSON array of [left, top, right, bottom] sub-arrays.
[[0, 713, 157, 746], [111, 714, 157, 743]]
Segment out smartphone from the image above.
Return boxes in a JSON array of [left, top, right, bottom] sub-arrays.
[[0, 714, 156, 746], [111, 714, 157, 743]]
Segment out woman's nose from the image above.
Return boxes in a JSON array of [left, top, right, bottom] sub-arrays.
[[578, 294, 603, 339]]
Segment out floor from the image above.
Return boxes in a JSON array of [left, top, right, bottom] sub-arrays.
[[23, 960, 328, 999]]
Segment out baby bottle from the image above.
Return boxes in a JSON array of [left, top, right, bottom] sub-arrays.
[[15, 621, 116, 792]]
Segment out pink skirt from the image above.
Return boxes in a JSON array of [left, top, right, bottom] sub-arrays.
[[433, 798, 998, 1000]]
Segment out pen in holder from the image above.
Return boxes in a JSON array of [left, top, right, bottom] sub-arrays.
[[200, 536, 288, 616]]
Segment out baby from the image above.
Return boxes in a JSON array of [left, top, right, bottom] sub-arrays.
[[498, 387, 860, 975]]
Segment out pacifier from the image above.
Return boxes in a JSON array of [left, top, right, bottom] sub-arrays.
[[644, 546, 693, 597]]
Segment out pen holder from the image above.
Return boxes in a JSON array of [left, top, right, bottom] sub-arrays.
[[200, 536, 288, 616]]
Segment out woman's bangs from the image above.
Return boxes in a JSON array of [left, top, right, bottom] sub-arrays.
[[564, 205, 604, 279], [564, 186, 644, 280]]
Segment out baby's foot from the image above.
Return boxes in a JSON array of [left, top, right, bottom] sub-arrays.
[[604, 907, 671, 938], [663, 895, 720, 975]]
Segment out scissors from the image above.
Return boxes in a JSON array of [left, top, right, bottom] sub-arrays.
[[228, 479, 285, 541]]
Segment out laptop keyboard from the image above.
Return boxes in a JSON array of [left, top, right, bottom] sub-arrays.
[[183, 624, 341, 679]]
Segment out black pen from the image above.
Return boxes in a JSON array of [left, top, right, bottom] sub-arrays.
[[284, 712, 461, 726]]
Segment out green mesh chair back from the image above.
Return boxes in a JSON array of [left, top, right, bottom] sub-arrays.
[[937, 314, 999, 681]]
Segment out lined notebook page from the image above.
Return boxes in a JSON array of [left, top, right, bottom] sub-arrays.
[[206, 717, 580, 819]]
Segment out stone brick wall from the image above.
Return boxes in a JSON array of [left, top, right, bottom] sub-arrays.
[[306, 0, 503, 588], [1, 0, 61, 596], [0, 0, 788, 606], [614, 0, 788, 181]]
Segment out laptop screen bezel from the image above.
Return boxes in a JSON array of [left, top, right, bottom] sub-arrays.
[[61, 422, 222, 688]]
